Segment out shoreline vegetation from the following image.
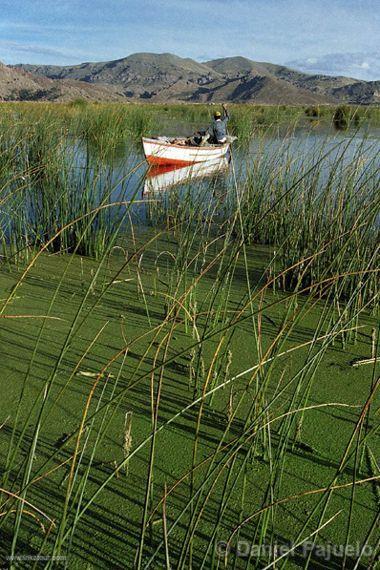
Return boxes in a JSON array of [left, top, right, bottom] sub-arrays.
[[0, 103, 379, 568]]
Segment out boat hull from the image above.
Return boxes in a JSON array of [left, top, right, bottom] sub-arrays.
[[142, 137, 230, 166]]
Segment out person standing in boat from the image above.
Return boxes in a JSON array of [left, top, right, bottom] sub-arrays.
[[208, 104, 230, 144]]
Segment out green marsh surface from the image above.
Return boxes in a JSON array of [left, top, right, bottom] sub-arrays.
[[0, 103, 379, 569]]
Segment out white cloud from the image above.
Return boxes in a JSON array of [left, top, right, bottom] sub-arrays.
[[286, 51, 379, 81], [0, 40, 95, 65]]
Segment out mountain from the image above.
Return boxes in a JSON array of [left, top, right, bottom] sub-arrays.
[[331, 80, 380, 105], [14, 53, 221, 101], [0, 61, 124, 102], [10, 53, 380, 104]]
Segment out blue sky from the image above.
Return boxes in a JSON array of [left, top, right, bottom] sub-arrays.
[[1, 0, 379, 79]]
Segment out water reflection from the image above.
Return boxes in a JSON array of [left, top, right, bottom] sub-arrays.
[[71, 123, 379, 210], [143, 157, 230, 193]]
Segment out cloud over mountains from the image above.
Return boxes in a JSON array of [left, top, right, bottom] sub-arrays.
[[286, 52, 380, 81]]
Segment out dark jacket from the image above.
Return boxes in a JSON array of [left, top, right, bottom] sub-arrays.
[[208, 109, 229, 143]]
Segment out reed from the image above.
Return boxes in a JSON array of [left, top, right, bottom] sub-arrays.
[[0, 102, 379, 569]]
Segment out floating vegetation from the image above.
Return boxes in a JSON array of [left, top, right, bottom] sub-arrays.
[[0, 102, 379, 568]]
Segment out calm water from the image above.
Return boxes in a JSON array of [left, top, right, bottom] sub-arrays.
[[72, 122, 380, 225]]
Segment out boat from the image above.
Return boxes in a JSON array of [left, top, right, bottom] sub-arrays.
[[144, 157, 229, 194], [142, 136, 232, 166]]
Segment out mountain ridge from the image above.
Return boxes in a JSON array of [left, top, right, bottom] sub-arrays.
[[0, 59, 126, 102], [6, 52, 380, 104]]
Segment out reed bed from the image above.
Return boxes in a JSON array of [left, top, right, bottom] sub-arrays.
[[0, 103, 379, 569]]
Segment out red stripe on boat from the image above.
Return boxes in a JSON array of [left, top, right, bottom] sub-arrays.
[[146, 155, 201, 167]]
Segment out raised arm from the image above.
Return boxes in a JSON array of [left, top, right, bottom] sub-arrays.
[[222, 104, 230, 122]]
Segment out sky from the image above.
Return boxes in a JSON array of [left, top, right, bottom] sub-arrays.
[[0, 0, 379, 80]]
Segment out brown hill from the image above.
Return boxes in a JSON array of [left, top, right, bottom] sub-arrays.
[[331, 80, 380, 104], [15, 53, 220, 100], [0, 61, 124, 102], [10, 53, 380, 104]]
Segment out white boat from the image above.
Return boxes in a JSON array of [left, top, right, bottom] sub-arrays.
[[142, 136, 231, 166], [144, 157, 229, 194]]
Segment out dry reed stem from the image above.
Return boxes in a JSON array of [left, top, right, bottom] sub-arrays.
[[123, 411, 133, 474]]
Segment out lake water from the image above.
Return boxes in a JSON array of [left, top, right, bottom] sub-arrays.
[[73, 123, 379, 223]]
